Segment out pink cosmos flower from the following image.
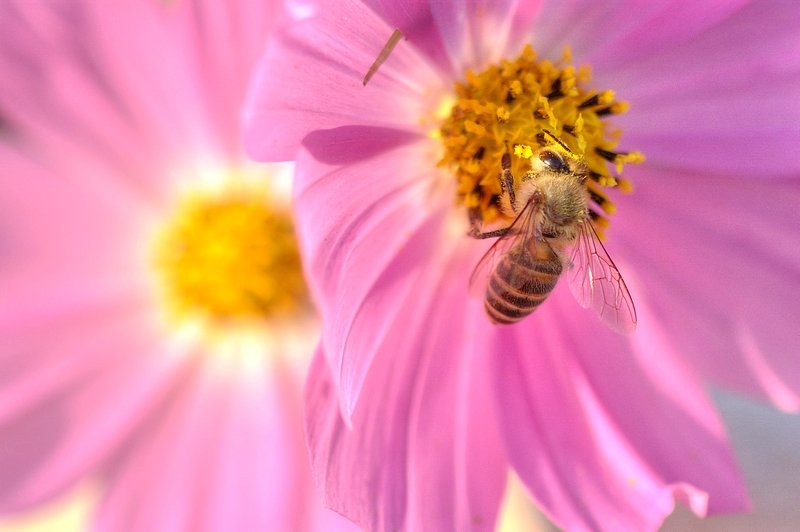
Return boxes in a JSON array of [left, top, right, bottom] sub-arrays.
[[243, 1, 800, 531], [0, 1, 356, 531]]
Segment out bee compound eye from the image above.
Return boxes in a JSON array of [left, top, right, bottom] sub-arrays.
[[539, 150, 567, 171]]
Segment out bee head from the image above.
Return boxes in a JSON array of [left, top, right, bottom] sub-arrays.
[[532, 147, 588, 182]]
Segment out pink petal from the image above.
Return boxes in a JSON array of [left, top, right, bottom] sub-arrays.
[[613, 168, 800, 410], [0, 309, 190, 511], [301, 125, 422, 166], [493, 286, 748, 532], [93, 360, 225, 532], [96, 357, 329, 532], [582, 0, 750, 70], [506, 0, 547, 53], [527, 0, 747, 67], [293, 139, 447, 418], [309, 503, 362, 532], [306, 348, 407, 532], [0, 1, 215, 204], [592, 0, 800, 175], [425, 0, 522, 71], [305, 254, 507, 531], [77, 0, 223, 165], [0, 290, 152, 421], [621, 128, 800, 177], [0, 3, 154, 177], [0, 0, 284, 204], [242, 0, 444, 162], [593, 0, 800, 91], [0, 148, 148, 282], [404, 247, 507, 532], [167, 0, 286, 158]]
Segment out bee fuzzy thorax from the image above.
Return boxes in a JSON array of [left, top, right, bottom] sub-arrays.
[[536, 174, 589, 227]]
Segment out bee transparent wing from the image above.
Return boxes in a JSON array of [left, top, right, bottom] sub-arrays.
[[566, 220, 637, 334], [468, 199, 539, 299]]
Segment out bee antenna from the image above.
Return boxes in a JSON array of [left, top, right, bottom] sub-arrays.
[[541, 129, 573, 154]]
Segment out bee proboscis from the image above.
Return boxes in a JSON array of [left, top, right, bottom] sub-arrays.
[[468, 135, 637, 334]]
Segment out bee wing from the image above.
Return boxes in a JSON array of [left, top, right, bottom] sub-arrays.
[[566, 220, 637, 335], [468, 199, 539, 299]]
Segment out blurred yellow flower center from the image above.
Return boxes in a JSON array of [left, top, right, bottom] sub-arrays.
[[152, 188, 308, 323], [438, 45, 643, 232]]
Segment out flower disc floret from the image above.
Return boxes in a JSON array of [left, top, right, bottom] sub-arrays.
[[153, 189, 308, 322]]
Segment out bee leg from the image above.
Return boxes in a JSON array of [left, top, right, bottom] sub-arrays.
[[468, 206, 509, 239], [468, 147, 517, 240], [468, 226, 510, 240], [501, 152, 516, 207], [468, 206, 482, 227]]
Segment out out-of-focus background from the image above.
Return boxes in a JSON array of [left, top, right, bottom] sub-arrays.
[[3, 391, 798, 532]]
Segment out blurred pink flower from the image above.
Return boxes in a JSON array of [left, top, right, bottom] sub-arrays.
[[0, 1, 356, 531], [243, 0, 800, 531]]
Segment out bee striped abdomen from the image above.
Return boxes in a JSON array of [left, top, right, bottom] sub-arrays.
[[484, 245, 562, 324]]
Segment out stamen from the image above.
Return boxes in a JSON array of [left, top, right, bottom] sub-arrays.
[[579, 90, 615, 109], [595, 147, 622, 162], [596, 101, 630, 116], [588, 189, 609, 208]]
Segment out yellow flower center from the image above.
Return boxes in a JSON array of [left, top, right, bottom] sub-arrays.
[[438, 45, 643, 233], [152, 186, 308, 324]]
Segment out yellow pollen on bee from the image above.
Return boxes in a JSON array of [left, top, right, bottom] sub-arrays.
[[514, 144, 533, 159], [152, 187, 308, 324], [438, 44, 643, 229]]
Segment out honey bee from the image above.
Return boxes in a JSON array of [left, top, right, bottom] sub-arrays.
[[468, 133, 636, 334]]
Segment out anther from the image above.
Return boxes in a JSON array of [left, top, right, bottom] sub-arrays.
[[595, 101, 629, 116], [595, 147, 623, 162], [588, 189, 608, 207], [579, 94, 601, 109], [546, 78, 564, 100]]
